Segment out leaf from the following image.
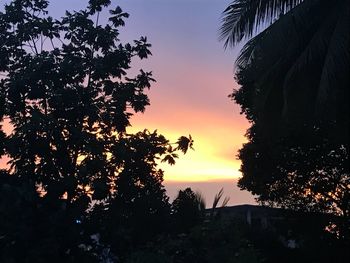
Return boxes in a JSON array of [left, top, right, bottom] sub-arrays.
[[161, 154, 178, 166], [109, 6, 129, 27], [175, 135, 194, 154], [88, 0, 111, 14], [219, 0, 302, 48]]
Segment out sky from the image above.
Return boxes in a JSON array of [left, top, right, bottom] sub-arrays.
[[0, 0, 256, 206], [114, 0, 255, 205]]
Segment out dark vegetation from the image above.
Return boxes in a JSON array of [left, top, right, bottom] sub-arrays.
[[0, 0, 348, 262], [220, 0, 349, 240]]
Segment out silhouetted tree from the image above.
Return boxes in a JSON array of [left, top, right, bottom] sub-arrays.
[[220, 0, 349, 239], [1, 0, 157, 211], [0, 0, 193, 261], [238, 123, 349, 236], [220, 0, 349, 133], [87, 130, 187, 256], [172, 188, 206, 232]]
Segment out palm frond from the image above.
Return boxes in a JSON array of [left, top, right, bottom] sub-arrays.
[[210, 188, 230, 219], [219, 0, 303, 48], [234, 0, 346, 122], [221, 196, 230, 208], [212, 187, 224, 210], [235, 32, 264, 68], [282, 0, 343, 118], [235, 0, 312, 69], [317, 2, 349, 112]]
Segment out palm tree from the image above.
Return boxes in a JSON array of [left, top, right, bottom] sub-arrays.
[[221, 1, 349, 237], [220, 0, 349, 134]]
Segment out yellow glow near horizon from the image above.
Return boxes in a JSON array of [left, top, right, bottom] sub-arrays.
[[127, 107, 249, 182], [159, 134, 242, 182]]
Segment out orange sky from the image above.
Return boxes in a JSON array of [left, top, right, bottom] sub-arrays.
[[120, 0, 249, 183], [119, 0, 255, 205], [128, 86, 250, 182]]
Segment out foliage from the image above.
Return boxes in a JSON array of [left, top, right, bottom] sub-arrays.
[[175, 135, 194, 154], [0, 169, 98, 262], [172, 188, 206, 232], [122, 209, 348, 263], [212, 187, 230, 209], [220, 0, 349, 238], [222, 0, 349, 129], [122, 219, 263, 263], [209, 187, 230, 220], [0, 0, 193, 261], [238, 123, 350, 237], [1, 0, 159, 206], [86, 130, 184, 257], [220, 0, 304, 47]]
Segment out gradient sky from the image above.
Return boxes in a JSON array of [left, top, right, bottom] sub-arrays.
[[117, 0, 248, 180], [1, 0, 256, 206]]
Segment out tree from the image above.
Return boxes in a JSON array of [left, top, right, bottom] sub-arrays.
[[1, 0, 156, 208], [172, 188, 206, 232], [220, 0, 349, 238], [87, 130, 188, 257], [237, 123, 349, 236], [0, 0, 193, 261], [220, 0, 349, 132]]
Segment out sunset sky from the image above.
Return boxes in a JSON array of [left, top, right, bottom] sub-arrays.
[[115, 0, 255, 205], [1, 0, 256, 206]]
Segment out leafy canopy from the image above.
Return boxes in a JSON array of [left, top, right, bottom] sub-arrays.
[[0, 0, 193, 261]]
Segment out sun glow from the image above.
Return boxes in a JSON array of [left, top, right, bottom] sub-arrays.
[[127, 109, 248, 182], [158, 133, 242, 182]]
